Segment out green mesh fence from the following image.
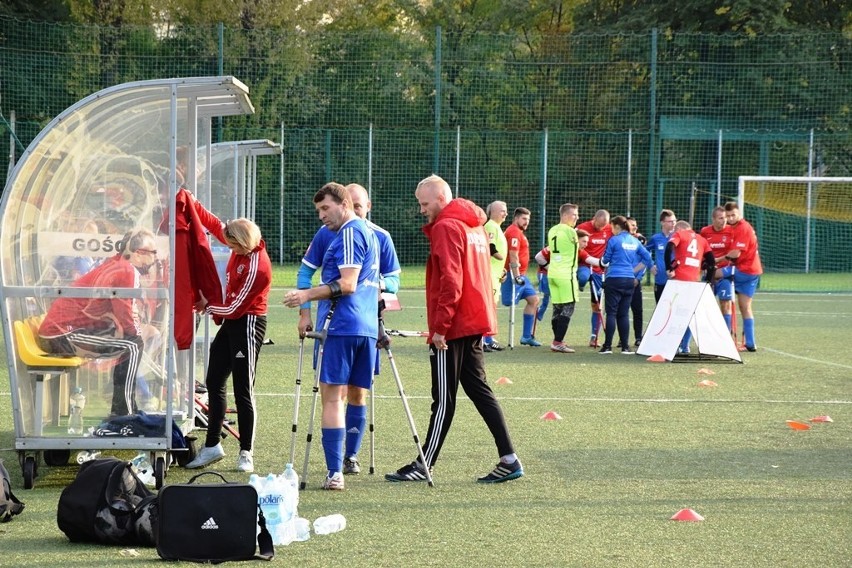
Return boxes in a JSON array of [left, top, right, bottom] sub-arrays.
[[1, 18, 850, 291]]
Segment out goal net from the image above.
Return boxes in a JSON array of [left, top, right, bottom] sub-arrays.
[[737, 176, 852, 292]]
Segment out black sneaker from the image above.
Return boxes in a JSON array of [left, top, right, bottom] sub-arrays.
[[634, 338, 642, 347], [477, 459, 524, 483], [483, 343, 494, 353], [489, 341, 504, 352], [385, 460, 432, 482], [745, 345, 757, 352], [343, 455, 361, 475], [599, 346, 613, 354]]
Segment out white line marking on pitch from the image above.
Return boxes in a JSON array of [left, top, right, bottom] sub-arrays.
[[760, 347, 852, 370]]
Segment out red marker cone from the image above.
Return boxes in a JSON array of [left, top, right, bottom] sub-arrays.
[[809, 415, 833, 423], [540, 411, 562, 421], [495, 377, 513, 385], [697, 379, 718, 388], [647, 354, 666, 362], [697, 368, 716, 375], [786, 420, 811, 431], [671, 508, 704, 522]]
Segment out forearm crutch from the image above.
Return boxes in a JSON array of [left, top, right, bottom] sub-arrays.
[[377, 318, 435, 487], [368, 377, 376, 474], [288, 337, 305, 466], [299, 304, 335, 490], [508, 280, 517, 349]]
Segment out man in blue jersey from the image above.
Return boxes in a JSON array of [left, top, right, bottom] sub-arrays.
[[645, 209, 677, 303], [284, 182, 380, 491]]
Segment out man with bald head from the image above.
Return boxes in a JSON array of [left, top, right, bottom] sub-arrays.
[[576, 209, 612, 347], [385, 175, 522, 484]]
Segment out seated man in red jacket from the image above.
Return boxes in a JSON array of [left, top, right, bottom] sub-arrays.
[[39, 228, 159, 416]]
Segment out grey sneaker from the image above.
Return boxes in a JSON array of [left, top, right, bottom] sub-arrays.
[[477, 459, 524, 483], [237, 450, 253, 473], [322, 472, 345, 490], [343, 455, 361, 475], [185, 443, 225, 469]]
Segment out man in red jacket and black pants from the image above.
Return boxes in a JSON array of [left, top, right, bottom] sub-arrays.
[[385, 175, 523, 484]]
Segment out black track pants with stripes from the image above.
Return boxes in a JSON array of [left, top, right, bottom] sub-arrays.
[[419, 335, 515, 468], [204, 314, 266, 452]]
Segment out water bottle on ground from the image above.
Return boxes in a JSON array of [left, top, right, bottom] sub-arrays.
[[130, 452, 154, 486], [294, 516, 311, 541], [282, 463, 299, 515], [67, 387, 86, 435], [313, 513, 347, 535]]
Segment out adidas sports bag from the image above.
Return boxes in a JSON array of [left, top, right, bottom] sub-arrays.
[[157, 471, 273, 563]]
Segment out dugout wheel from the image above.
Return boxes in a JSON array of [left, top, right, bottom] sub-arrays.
[[43, 449, 71, 466], [22, 455, 37, 490], [154, 455, 166, 489]]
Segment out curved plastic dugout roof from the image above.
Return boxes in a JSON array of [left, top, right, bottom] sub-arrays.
[[207, 139, 281, 220], [0, 76, 255, 445]]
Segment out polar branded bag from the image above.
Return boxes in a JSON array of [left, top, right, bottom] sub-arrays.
[[157, 471, 273, 563], [0, 459, 25, 522], [57, 457, 157, 546]]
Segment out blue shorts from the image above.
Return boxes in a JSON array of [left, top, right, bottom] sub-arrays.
[[589, 273, 604, 303], [319, 335, 375, 389], [733, 272, 760, 298], [577, 266, 590, 290], [538, 273, 550, 297], [501, 274, 537, 306], [714, 278, 733, 301]]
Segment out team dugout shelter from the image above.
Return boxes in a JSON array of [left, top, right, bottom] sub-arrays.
[[0, 76, 255, 488]]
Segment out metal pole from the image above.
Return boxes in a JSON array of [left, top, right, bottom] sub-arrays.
[[368, 123, 374, 213], [279, 122, 285, 264], [7, 110, 14, 177], [716, 130, 723, 206], [646, 28, 658, 230], [433, 26, 442, 174], [540, 128, 548, 248], [454, 125, 460, 197], [626, 128, 633, 217], [806, 129, 814, 273]]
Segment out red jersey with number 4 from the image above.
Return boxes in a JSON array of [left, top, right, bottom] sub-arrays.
[[700, 224, 733, 269], [575, 220, 612, 274], [669, 229, 712, 282], [729, 219, 763, 275], [504, 223, 530, 275]]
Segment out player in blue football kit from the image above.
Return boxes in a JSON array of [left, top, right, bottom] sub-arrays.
[[295, 184, 400, 477], [284, 182, 380, 491], [645, 209, 677, 303]]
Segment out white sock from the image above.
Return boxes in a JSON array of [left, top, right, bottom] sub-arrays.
[[500, 453, 518, 465]]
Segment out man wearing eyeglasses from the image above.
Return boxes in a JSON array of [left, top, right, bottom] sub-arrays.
[[39, 228, 159, 416]]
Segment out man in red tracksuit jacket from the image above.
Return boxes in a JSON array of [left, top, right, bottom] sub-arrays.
[[385, 174, 523, 484]]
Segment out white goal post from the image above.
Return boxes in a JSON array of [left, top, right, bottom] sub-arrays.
[[737, 176, 852, 274]]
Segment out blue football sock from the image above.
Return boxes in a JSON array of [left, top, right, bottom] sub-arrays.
[[523, 313, 534, 338], [591, 313, 600, 337], [484, 335, 493, 346], [743, 318, 755, 347], [344, 404, 367, 458], [321, 427, 345, 475], [680, 329, 692, 351], [723, 313, 732, 332]]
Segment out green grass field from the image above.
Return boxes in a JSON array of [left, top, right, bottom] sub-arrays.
[[1, 282, 850, 567]]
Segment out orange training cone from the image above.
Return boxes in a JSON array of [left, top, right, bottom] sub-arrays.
[[647, 354, 666, 362], [809, 415, 833, 423], [786, 420, 811, 431], [697, 380, 718, 388], [671, 508, 704, 522], [540, 411, 562, 421], [697, 368, 716, 375], [495, 377, 513, 385]]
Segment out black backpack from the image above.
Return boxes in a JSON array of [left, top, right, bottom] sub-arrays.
[[0, 459, 25, 522], [57, 457, 158, 546]]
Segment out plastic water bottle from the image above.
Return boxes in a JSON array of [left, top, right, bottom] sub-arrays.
[[282, 463, 299, 515], [260, 474, 293, 545], [313, 513, 347, 535], [293, 516, 311, 541], [67, 387, 85, 435], [130, 452, 154, 486]]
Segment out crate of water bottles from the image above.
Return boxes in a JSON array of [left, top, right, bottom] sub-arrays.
[[249, 463, 311, 545]]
